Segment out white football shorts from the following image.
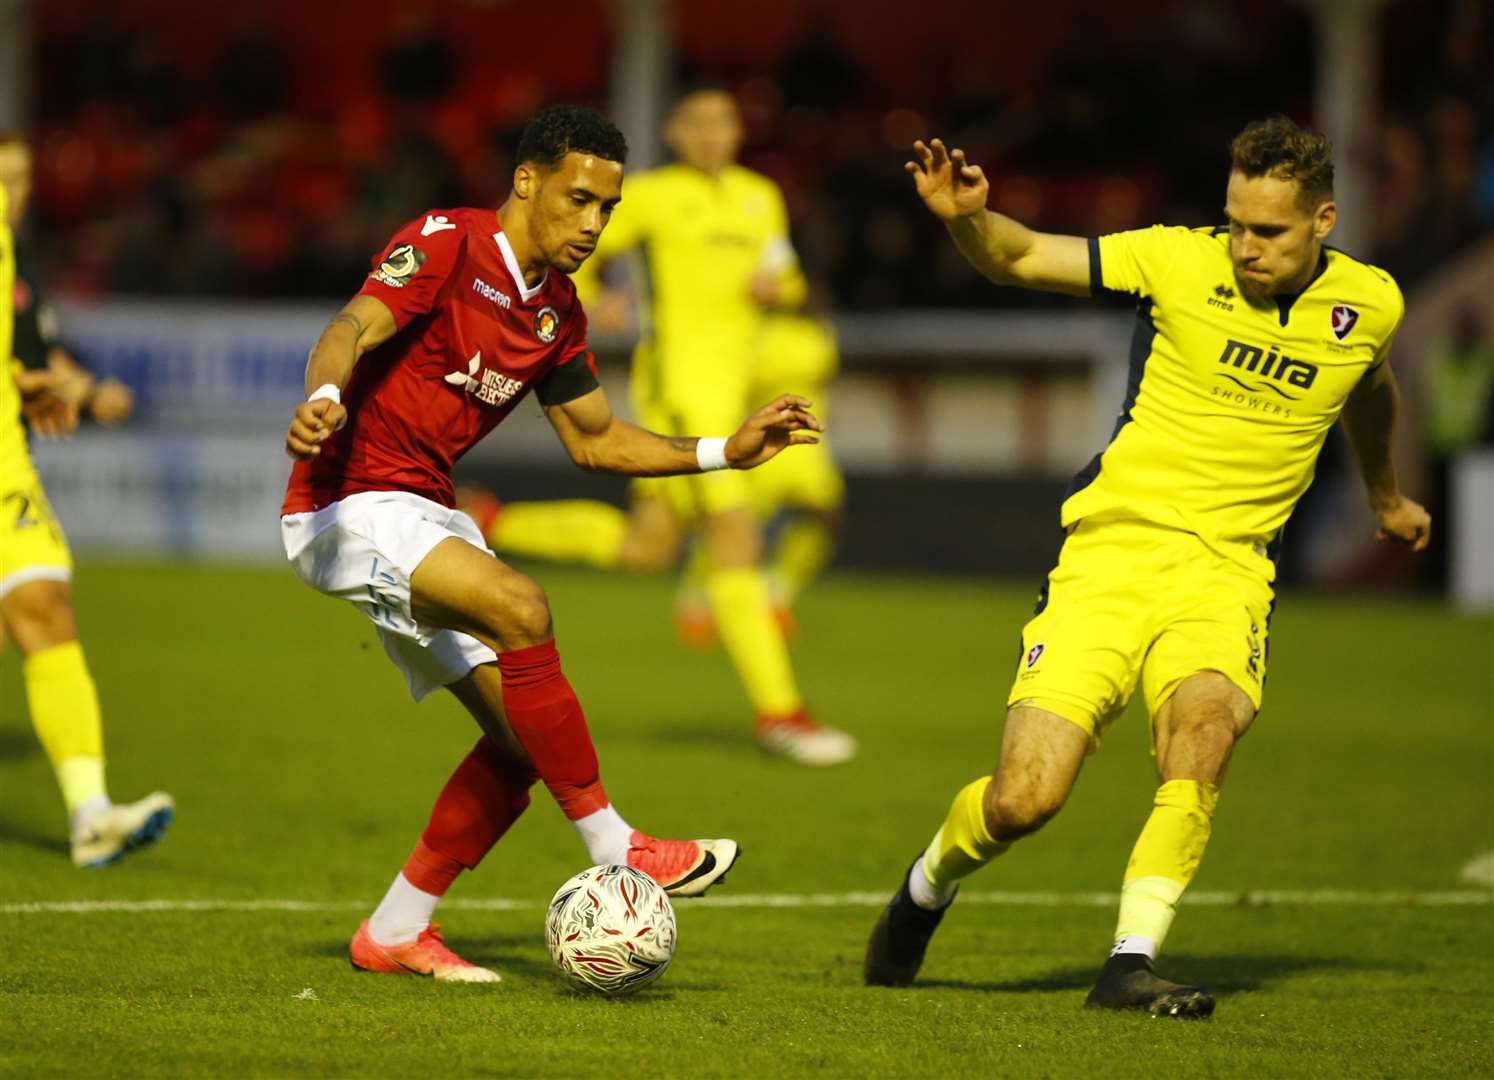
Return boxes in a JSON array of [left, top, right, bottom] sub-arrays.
[[280, 490, 498, 701]]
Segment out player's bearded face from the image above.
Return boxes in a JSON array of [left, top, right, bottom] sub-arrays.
[[1224, 170, 1334, 298], [530, 153, 625, 273]]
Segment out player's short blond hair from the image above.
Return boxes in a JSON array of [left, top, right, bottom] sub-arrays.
[[1229, 116, 1334, 209]]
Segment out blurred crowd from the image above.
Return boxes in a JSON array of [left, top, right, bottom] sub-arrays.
[[20, 0, 1494, 310]]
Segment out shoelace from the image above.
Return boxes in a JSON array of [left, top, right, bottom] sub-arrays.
[[415, 924, 473, 967], [629, 834, 699, 879]]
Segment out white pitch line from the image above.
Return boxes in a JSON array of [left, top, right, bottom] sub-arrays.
[[0, 889, 1488, 917]]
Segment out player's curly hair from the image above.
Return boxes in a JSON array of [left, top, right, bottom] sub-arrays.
[[517, 105, 628, 169], [1230, 116, 1334, 208]]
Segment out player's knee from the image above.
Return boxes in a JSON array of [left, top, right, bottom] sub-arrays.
[[485, 575, 551, 646], [0, 580, 77, 654], [985, 783, 1065, 841], [618, 538, 677, 574]]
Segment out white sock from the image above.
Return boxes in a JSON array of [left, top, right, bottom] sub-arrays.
[[69, 795, 112, 833], [572, 804, 633, 865], [907, 856, 956, 911], [1110, 934, 1157, 961], [368, 872, 440, 946]]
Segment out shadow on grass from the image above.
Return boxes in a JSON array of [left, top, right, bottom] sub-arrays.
[[618, 724, 749, 750], [299, 933, 726, 992], [0, 818, 68, 856], [0, 729, 41, 762], [917, 952, 1404, 996]]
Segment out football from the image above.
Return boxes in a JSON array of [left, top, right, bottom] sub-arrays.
[[544, 864, 678, 995]]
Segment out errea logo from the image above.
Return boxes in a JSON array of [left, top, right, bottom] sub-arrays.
[[1207, 283, 1236, 311], [444, 351, 524, 407]]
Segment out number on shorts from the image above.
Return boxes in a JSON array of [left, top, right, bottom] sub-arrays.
[[3, 490, 37, 530]]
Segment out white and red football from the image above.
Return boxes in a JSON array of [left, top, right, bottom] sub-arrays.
[[544, 864, 677, 995]]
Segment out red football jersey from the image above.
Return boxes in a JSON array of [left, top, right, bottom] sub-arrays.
[[282, 208, 598, 514]]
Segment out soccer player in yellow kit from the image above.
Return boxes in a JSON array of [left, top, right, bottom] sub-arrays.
[[0, 164, 174, 867], [675, 305, 845, 645], [864, 118, 1430, 1016], [463, 86, 854, 766]]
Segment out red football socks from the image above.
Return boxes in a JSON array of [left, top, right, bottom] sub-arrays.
[[401, 736, 535, 894], [496, 638, 610, 821]]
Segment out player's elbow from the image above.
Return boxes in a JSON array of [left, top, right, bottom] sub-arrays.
[[566, 435, 611, 474]]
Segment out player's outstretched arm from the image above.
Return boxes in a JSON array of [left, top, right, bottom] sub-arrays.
[[907, 138, 1090, 297], [285, 295, 397, 459], [13, 367, 80, 438], [1340, 361, 1430, 551], [545, 387, 821, 477]]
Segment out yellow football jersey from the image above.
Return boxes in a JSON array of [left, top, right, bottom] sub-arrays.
[[1066, 225, 1403, 562], [0, 183, 23, 468], [578, 163, 805, 408]]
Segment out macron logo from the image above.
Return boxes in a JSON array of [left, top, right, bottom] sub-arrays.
[[421, 215, 457, 236], [472, 277, 512, 309]]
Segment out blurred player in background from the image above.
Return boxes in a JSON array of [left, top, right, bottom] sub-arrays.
[[865, 118, 1429, 1016], [672, 298, 845, 647], [1, 137, 136, 428], [458, 85, 855, 767], [0, 135, 173, 867], [281, 106, 821, 981]]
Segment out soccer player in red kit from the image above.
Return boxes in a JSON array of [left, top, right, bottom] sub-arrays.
[[280, 106, 822, 982]]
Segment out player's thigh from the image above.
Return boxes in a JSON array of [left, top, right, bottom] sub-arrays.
[[1005, 523, 1154, 747], [616, 490, 686, 570], [0, 577, 78, 652], [988, 705, 1091, 824], [408, 537, 551, 650]]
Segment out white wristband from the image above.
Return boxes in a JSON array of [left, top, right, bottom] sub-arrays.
[[695, 437, 729, 472], [307, 384, 346, 430]]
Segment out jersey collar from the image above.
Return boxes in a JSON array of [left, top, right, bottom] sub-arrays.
[[1272, 248, 1330, 327], [493, 230, 548, 304]]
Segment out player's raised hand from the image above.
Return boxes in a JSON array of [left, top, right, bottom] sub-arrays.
[[1375, 495, 1431, 552], [14, 368, 81, 438], [724, 394, 822, 469], [89, 378, 136, 425], [907, 138, 990, 221], [285, 398, 348, 460]]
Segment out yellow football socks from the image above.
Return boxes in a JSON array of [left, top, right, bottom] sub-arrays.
[[704, 566, 801, 716], [770, 516, 835, 604], [921, 777, 1012, 893], [489, 500, 628, 569], [23, 641, 107, 813], [1113, 779, 1220, 954]]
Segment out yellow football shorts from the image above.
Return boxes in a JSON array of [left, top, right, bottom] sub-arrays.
[[1007, 517, 1274, 746], [629, 341, 757, 520], [0, 456, 74, 597]]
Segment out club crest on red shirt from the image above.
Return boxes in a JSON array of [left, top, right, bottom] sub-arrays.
[[534, 305, 560, 343], [1330, 305, 1359, 340]]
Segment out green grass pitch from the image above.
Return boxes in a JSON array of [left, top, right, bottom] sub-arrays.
[[1, 561, 1490, 1077]]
